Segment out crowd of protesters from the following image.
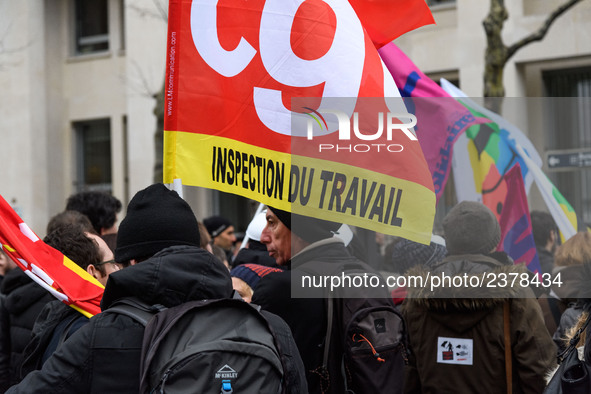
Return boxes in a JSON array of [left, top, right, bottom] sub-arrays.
[[2, 186, 591, 393]]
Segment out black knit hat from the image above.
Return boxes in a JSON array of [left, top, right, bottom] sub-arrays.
[[203, 216, 232, 238], [267, 206, 341, 243], [115, 184, 201, 262], [443, 201, 501, 255]]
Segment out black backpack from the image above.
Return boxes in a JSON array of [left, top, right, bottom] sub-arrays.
[[106, 296, 287, 394], [300, 260, 409, 394]]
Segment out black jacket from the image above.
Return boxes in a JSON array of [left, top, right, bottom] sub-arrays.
[[8, 245, 306, 393], [252, 238, 370, 394], [20, 300, 89, 379], [0, 269, 54, 392]]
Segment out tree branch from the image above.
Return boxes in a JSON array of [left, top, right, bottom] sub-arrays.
[[506, 0, 583, 60], [152, 0, 168, 22]]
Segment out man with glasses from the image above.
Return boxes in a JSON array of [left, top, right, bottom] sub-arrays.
[[18, 225, 122, 380], [85, 232, 120, 285]]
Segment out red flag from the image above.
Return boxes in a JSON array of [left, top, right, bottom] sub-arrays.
[[163, 0, 436, 244], [0, 195, 104, 317], [349, 0, 435, 48], [496, 165, 542, 274]]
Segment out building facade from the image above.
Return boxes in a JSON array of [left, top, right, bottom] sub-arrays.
[[0, 0, 590, 236]]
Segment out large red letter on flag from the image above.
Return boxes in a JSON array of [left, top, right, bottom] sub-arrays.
[[163, 0, 436, 243]]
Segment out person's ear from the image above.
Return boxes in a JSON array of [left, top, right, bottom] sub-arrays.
[[86, 264, 100, 280]]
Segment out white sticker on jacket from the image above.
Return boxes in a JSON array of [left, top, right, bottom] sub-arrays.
[[437, 337, 473, 365]]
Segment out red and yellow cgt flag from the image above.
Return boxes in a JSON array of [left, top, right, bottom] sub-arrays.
[[163, 0, 435, 243], [0, 195, 104, 317]]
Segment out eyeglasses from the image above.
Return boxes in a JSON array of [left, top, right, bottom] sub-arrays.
[[95, 259, 122, 271]]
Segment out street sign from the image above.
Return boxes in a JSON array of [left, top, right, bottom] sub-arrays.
[[547, 150, 591, 170]]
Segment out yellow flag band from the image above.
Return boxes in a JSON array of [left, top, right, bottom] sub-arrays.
[[164, 130, 434, 243]]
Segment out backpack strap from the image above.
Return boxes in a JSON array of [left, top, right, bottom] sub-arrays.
[[56, 313, 84, 348], [105, 298, 166, 326], [322, 295, 335, 369], [503, 300, 512, 394]]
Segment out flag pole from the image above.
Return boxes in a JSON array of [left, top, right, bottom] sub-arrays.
[[171, 179, 184, 199], [239, 202, 265, 250]]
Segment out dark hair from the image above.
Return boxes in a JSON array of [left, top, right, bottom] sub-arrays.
[[66, 191, 122, 234], [43, 225, 102, 271], [530, 210, 558, 247], [47, 210, 94, 235], [100, 233, 118, 253]]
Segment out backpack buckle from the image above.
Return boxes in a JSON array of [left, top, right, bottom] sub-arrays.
[[221, 379, 233, 393]]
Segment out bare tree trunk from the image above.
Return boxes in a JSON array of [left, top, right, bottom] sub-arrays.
[[482, 0, 583, 111], [483, 0, 508, 99]]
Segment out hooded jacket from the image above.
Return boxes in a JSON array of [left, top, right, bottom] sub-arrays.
[[0, 269, 54, 391], [402, 253, 555, 394], [7, 246, 234, 393]]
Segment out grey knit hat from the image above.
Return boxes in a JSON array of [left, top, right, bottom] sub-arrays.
[[442, 201, 501, 255], [390, 239, 447, 274]]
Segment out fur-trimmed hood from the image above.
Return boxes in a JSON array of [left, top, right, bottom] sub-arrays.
[[405, 253, 533, 312]]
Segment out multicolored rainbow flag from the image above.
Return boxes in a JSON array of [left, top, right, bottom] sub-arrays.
[[441, 79, 579, 243], [0, 194, 104, 318]]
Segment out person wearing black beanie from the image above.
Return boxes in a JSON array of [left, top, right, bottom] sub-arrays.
[[115, 183, 200, 264], [266, 206, 341, 244], [203, 215, 236, 263]]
